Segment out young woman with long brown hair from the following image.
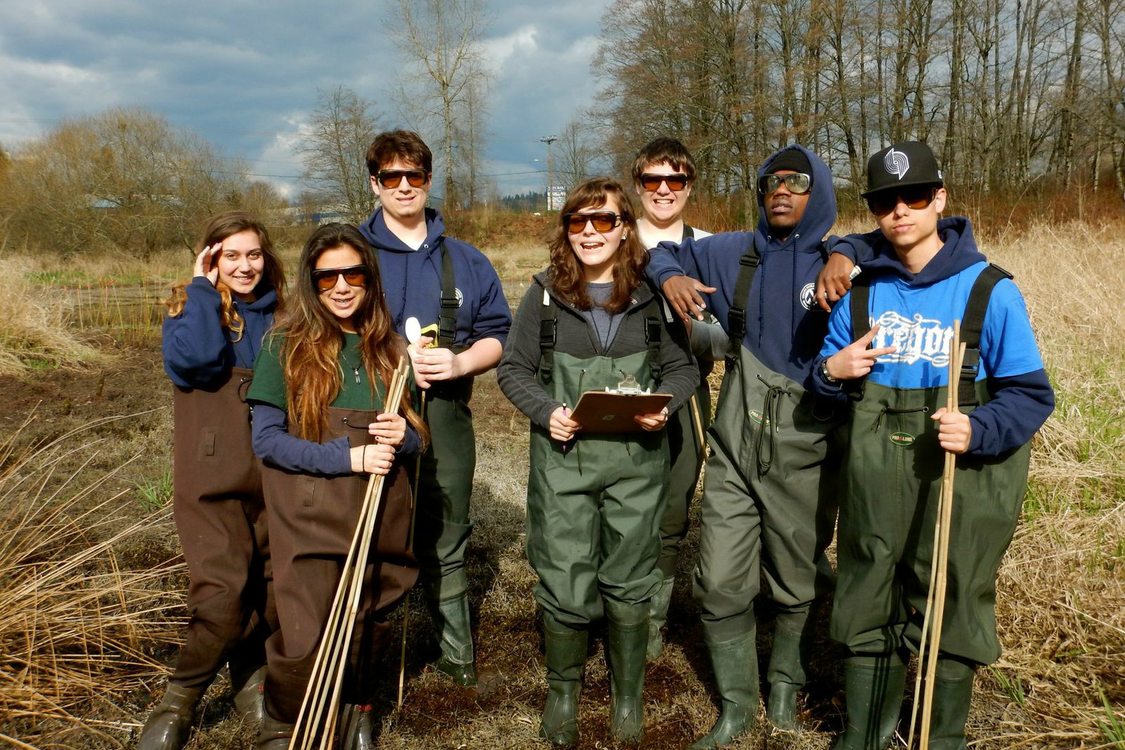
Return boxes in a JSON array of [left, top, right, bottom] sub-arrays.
[[141, 211, 285, 749], [247, 222, 426, 749], [497, 178, 698, 747]]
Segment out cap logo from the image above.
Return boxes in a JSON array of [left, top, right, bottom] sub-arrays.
[[884, 148, 910, 180]]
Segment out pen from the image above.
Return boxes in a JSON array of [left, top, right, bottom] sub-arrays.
[[561, 403, 573, 454]]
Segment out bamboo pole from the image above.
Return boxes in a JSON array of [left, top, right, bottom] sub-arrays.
[[398, 390, 427, 708], [290, 358, 411, 749]]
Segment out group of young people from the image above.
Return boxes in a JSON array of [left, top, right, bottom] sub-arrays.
[[141, 130, 1053, 750]]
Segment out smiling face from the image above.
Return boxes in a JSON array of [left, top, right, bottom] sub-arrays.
[[214, 229, 265, 300], [762, 169, 810, 237], [635, 161, 692, 229], [568, 194, 627, 283], [315, 244, 368, 332], [370, 156, 431, 230]]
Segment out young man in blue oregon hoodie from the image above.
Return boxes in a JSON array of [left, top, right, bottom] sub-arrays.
[[648, 145, 858, 746], [359, 130, 511, 687], [813, 141, 1054, 749]]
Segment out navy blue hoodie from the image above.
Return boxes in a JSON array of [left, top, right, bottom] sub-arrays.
[[162, 277, 278, 388], [646, 144, 852, 387], [359, 207, 510, 349]]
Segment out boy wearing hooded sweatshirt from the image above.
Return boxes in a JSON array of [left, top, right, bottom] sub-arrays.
[[358, 130, 511, 687], [813, 141, 1054, 749], [647, 145, 858, 746]]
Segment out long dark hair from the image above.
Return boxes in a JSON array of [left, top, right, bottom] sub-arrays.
[[547, 177, 646, 313], [272, 223, 426, 445]]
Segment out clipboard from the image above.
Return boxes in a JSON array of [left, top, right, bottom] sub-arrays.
[[569, 390, 673, 433]]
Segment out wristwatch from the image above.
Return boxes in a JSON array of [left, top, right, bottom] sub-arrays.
[[820, 359, 839, 384]]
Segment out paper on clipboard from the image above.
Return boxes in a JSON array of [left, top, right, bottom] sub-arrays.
[[569, 390, 673, 433]]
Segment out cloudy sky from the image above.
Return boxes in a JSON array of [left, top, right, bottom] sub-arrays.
[[0, 0, 613, 199]]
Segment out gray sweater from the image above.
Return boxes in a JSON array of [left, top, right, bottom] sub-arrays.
[[498, 271, 699, 431]]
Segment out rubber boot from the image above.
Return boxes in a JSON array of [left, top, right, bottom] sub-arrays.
[[925, 658, 976, 750], [137, 682, 204, 750], [605, 599, 649, 744], [232, 664, 267, 724], [432, 592, 477, 686], [336, 703, 377, 750], [766, 620, 806, 730], [646, 576, 675, 660], [833, 653, 907, 750], [257, 710, 295, 750], [689, 627, 758, 749], [540, 612, 588, 748]]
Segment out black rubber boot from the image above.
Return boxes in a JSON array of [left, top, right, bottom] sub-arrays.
[[540, 612, 588, 748], [432, 592, 477, 686], [232, 664, 267, 724], [689, 627, 758, 749], [256, 710, 295, 750], [766, 619, 806, 730], [137, 682, 204, 750], [926, 657, 975, 750], [833, 653, 907, 750], [605, 599, 648, 744], [335, 703, 377, 750], [646, 576, 675, 660]]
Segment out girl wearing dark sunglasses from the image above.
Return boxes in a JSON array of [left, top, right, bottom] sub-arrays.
[[246, 223, 427, 749], [143, 212, 286, 749], [498, 178, 698, 748]]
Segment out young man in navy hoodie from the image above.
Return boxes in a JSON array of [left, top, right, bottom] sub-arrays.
[[648, 145, 858, 746], [359, 130, 510, 688], [813, 141, 1054, 749]]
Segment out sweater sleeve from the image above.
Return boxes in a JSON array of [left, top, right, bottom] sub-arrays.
[[250, 402, 354, 475], [967, 369, 1054, 456], [497, 283, 561, 430], [161, 278, 231, 387], [467, 251, 512, 346], [810, 292, 855, 400], [655, 304, 700, 413]]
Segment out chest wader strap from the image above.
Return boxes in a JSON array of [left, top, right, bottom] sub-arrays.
[[539, 288, 557, 383], [438, 244, 458, 349], [849, 263, 1012, 406], [725, 248, 761, 366]]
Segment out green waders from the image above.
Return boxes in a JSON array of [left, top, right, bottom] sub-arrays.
[[693, 346, 841, 741], [414, 380, 478, 685], [526, 349, 668, 745], [831, 380, 1030, 748]]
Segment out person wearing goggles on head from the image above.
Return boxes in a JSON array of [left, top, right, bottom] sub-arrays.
[[358, 130, 511, 690], [647, 145, 867, 746], [813, 141, 1054, 749], [628, 137, 722, 662], [498, 177, 698, 748], [141, 212, 285, 750]]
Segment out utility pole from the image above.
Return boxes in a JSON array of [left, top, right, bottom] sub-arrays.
[[540, 135, 558, 211]]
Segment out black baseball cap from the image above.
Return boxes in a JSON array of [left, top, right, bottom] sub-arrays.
[[862, 141, 944, 197]]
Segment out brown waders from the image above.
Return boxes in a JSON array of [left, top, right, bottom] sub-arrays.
[[831, 381, 1029, 748], [527, 349, 667, 746], [258, 406, 417, 747], [140, 368, 274, 750]]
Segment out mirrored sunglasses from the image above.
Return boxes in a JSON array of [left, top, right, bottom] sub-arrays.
[[758, 172, 812, 196]]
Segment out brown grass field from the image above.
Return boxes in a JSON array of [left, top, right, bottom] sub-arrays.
[[0, 216, 1121, 749]]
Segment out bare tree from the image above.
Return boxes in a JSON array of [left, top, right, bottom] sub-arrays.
[[393, 0, 491, 212], [299, 86, 380, 223], [555, 120, 602, 189]]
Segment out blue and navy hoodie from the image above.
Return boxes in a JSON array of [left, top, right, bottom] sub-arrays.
[[646, 144, 853, 388], [812, 216, 1054, 456], [162, 277, 278, 388], [359, 207, 510, 349]]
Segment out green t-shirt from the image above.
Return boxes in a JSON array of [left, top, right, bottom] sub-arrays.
[[249, 331, 401, 411]]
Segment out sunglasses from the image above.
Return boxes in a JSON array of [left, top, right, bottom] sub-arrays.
[[564, 211, 622, 234], [866, 186, 936, 215], [312, 265, 371, 292], [639, 173, 690, 192], [758, 172, 812, 196], [376, 169, 429, 189]]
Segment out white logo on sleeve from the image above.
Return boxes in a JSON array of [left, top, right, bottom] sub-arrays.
[[871, 311, 953, 366], [884, 149, 910, 180]]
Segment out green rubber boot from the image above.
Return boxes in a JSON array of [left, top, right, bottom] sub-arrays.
[[232, 665, 267, 725], [766, 620, 806, 730], [646, 576, 676, 660], [689, 627, 758, 749], [540, 612, 588, 748], [336, 703, 376, 750], [256, 710, 295, 750], [137, 682, 203, 750], [926, 658, 975, 750], [605, 599, 648, 744], [833, 653, 907, 750], [432, 592, 477, 686]]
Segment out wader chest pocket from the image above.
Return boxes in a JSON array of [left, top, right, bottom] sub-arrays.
[[201, 430, 217, 457]]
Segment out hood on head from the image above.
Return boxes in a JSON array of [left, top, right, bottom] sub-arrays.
[[755, 144, 836, 251]]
